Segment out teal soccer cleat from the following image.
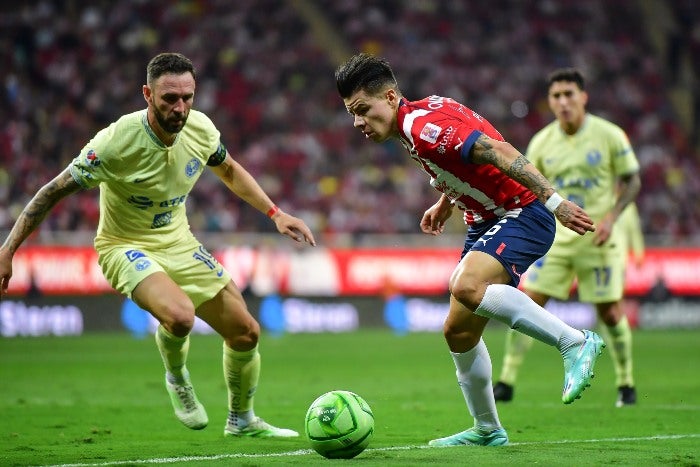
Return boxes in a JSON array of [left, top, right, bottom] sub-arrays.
[[428, 427, 508, 447], [562, 330, 606, 404]]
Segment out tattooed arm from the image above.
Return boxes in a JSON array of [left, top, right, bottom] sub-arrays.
[[0, 168, 82, 296], [470, 134, 595, 235]]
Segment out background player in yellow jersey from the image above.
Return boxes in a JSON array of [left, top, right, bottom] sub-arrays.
[[0, 53, 316, 437], [617, 201, 645, 269], [493, 68, 641, 407]]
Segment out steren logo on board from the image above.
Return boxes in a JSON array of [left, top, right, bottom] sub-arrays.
[[419, 123, 441, 144]]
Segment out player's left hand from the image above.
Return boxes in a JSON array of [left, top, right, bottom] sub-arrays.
[[271, 211, 316, 246], [554, 199, 596, 235], [592, 212, 614, 246]]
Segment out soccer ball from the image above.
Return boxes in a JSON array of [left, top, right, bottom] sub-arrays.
[[304, 390, 375, 459]]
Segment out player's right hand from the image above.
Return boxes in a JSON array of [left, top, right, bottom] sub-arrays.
[[271, 211, 316, 246], [420, 201, 453, 236], [555, 199, 596, 235]]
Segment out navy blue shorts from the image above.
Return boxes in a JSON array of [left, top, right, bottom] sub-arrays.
[[460, 200, 556, 286]]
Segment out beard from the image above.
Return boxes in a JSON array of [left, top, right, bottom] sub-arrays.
[[154, 107, 188, 134]]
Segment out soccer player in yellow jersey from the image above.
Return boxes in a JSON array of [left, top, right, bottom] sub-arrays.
[[618, 202, 645, 269], [493, 68, 641, 407], [0, 53, 316, 436]]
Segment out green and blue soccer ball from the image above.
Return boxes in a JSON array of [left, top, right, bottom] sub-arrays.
[[304, 390, 375, 459]]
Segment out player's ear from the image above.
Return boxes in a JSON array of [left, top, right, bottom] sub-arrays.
[[580, 90, 589, 106], [386, 88, 399, 107], [143, 84, 153, 104]]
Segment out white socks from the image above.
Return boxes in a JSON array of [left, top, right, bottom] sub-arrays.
[[474, 284, 583, 352], [451, 339, 501, 431]]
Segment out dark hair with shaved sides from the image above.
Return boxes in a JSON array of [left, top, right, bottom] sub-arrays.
[[335, 53, 399, 98]]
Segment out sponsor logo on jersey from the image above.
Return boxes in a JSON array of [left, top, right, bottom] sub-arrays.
[[159, 195, 187, 208], [125, 250, 146, 262], [151, 211, 173, 229], [420, 123, 441, 144], [437, 126, 455, 154], [128, 195, 154, 210], [185, 158, 201, 177], [553, 175, 600, 190], [85, 149, 101, 167], [128, 195, 187, 210], [427, 95, 445, 109]]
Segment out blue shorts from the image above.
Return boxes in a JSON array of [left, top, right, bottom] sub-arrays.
[[460, 200, 555, 286]]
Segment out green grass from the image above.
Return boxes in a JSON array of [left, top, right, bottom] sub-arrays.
[[1, 327, 699, 466]]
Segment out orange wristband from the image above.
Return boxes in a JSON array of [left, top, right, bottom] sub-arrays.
[[266, 205, 280, 218]]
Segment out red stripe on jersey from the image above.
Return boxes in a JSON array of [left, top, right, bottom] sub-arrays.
[[397, 96, 537, 225]]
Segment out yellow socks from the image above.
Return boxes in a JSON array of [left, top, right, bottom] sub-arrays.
[[600, 315, 634, 387], [155, 325, 190, 383], [499, 329, 534, 385], [223, 344, 260, 424]]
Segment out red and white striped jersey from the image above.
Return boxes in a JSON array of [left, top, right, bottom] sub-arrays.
[[397, 96, 537, 225]]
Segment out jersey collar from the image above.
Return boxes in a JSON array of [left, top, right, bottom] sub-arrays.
[[141, 110, 180, 148]]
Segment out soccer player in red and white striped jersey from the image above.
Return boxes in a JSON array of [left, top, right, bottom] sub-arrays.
[[336, 53, 601, 447]]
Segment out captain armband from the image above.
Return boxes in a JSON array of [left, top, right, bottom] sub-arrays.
[[206, 142, 227, 166]]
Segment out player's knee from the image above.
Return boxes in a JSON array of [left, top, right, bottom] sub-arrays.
[[225, 317, 260, 350], [161, 302, 196, 337], [442, 321, 463, 341], [442, 322, 481, 352], [450, 280, 483, 311]]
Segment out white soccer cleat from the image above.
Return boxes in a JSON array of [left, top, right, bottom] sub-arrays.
[[165, 377, 208, 430], [224, 416, 299, 438]]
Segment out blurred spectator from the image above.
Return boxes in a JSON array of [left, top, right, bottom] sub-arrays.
[[1, 0, 698, 245]]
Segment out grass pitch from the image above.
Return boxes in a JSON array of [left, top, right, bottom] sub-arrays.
[[1, 326, 699, 466]]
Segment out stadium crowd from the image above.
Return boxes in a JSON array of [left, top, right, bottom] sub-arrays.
[[1, 0, 699, 246]]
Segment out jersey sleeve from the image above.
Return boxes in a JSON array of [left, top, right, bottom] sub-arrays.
[[524, 130, 547, 172], [189, 110, 227, 167], [610, 126, 640, 176], [412, 116, 483, 165], [68, 128, 116, 189]]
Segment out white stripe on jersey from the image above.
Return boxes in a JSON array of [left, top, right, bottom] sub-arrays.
[[425, 159, 499, 211], [401, 109, 430, 146]]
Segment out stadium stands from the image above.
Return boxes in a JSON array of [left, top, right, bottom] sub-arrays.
[[1, 0, 697, 246]]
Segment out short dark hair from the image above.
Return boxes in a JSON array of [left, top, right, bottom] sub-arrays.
[[335, 53, 399, 98], [146, 52, 196, 85], [547, 67, 585, 91]]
